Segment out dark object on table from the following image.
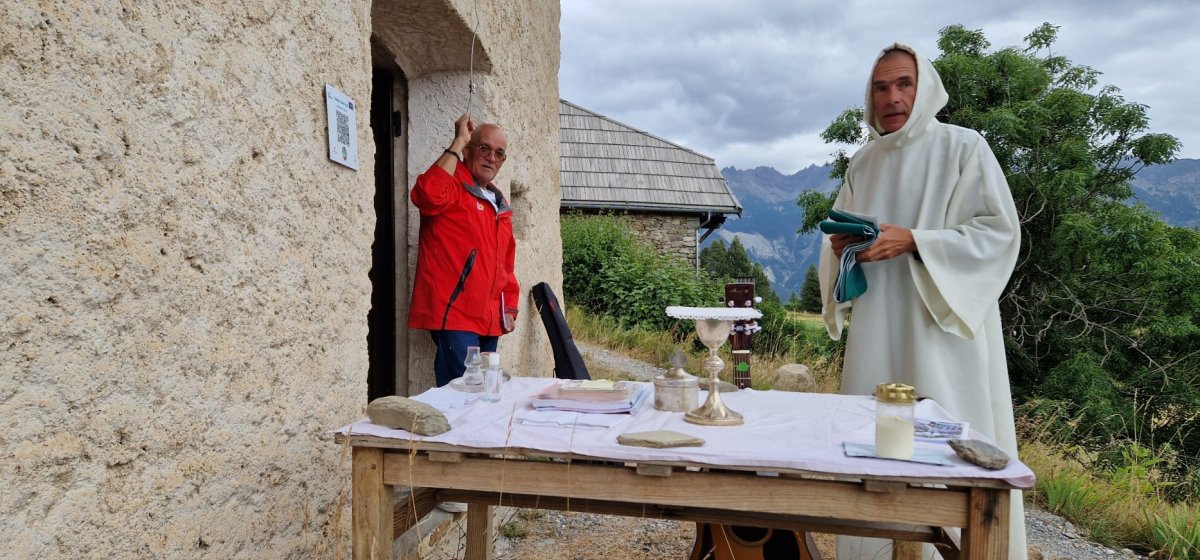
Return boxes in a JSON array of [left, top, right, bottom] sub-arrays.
[[531, 282, 590, 380], [948, 438, 1010, 470]]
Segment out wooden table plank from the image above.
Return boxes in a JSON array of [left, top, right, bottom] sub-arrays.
[[392, 487, 438, 537], [352, 447, 394, 560], [383, 453, 970, 528], [433, 489, 948, 543], [334, 434, 1018, 489]]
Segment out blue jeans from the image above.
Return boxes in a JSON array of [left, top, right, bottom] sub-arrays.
[[429, 330, 498, 387]]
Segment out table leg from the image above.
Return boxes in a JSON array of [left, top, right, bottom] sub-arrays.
[[464, 504, 494, 560], [961, 487, 1009, 560], [892, 541, 920, 560], [352, 447, 394, 560]]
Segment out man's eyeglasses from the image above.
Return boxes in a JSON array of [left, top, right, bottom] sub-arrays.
[[469, 143, 507, 161]]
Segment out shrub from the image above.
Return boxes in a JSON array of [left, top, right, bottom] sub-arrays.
[[561, 213, 721, 331], [560, 213, 640, 312]]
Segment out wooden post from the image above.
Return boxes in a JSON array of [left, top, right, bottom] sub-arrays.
[[892, 541, 921, 560], [352, 447, 394, 560], [464, 503, 494, 560], [961, 487, 1009, 559]]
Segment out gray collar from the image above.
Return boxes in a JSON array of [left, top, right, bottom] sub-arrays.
[[462, 181, 512, 215]]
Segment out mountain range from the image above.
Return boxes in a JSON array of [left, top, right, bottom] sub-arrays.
[[709, 158, 1200, 300]]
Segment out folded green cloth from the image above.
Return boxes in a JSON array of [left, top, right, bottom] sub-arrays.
[[818, 209, 878, 302]]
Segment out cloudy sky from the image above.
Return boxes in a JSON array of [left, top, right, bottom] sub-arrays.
[[559, 0, 1200, 174]]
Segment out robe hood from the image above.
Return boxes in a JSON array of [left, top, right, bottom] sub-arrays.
[[864, 43, 949, 148]]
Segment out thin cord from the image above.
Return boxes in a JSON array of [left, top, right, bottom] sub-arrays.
[[465, 0, 479, 120]]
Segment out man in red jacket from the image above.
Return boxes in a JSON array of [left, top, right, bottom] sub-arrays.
[[408, 113, 519, 387]]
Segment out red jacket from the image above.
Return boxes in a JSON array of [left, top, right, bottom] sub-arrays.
[[407, 162, 519, 335]]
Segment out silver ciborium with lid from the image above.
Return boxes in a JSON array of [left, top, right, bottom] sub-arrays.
[[653, 349, 699, 412], [665, 306, 763, 426]]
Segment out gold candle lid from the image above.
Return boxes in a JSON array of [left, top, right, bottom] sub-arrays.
[[875, 382, 915, 404]]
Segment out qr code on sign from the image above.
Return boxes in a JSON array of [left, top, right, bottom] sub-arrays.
[[336, 111, 350, 145]]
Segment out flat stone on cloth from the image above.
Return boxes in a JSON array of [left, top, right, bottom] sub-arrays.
[[948, 438, 1010, 470], [366, 396, 451, 436], [617, 430, 705, 448]]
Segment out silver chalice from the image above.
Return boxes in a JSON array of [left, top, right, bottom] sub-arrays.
[[665, 306, 763, 426]]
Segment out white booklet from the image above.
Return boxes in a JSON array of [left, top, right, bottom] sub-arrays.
[[914, 418, 969, 441], [530, 380, 650, 413]]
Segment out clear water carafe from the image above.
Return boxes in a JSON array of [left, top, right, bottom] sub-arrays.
[[462, 346, 483, 386], [482, 352, 502, 402]]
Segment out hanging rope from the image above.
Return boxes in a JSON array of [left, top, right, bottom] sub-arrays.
[[464, 0, 480, 121]]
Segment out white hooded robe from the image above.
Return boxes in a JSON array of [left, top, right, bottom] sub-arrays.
[[820, 43, 1028, 560]]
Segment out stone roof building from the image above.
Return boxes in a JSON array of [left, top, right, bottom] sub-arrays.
[[559, 99, 741, 266], [2, 2, 561, 557]]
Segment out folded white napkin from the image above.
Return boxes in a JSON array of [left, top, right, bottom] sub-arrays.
[[514, 409, 628, 430], [411, 389, 480, 412]]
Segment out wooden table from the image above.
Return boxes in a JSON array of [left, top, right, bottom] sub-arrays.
[[339, 434, 1015, 560]]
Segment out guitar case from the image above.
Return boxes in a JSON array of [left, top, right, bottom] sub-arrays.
[[689, 522, 822, 560], [530, 282, 590, 380]]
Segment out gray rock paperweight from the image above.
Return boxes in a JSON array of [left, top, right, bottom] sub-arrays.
[[948, 438, 1009, 470], [617, 430, 705, 448], [366, 396, 451, 436]]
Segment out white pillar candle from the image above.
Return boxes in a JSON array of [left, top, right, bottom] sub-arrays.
[[875, 415, 914, 460]]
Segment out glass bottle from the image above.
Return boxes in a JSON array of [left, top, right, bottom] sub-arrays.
[[482, 352, 502, 402], [462, 346, 483, 386], [874, 382, 915, 460]]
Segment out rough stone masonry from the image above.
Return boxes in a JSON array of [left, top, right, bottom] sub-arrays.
[[1, 1, 562, 557]]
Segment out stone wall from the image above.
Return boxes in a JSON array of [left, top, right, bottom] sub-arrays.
[[0, 1, 560, 558], [624, 213, 701, 267]]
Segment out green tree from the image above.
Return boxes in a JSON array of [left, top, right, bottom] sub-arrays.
[[798, 264, 822, 313], [785, 292, 802, 311], [699, 239, 731, 278], [700, 236, 780, 304], [799, 23, 1199, 490]]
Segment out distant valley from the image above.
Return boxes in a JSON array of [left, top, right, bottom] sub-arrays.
[[709, 158, 1200, 299]]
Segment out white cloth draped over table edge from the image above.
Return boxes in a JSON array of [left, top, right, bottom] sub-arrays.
[[336, 376, 1035, 488]]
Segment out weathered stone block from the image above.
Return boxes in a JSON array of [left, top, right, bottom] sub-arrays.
[[948, 438, 1010, 470], [617, 430, 704, 448], [773, 363, 816, 393], [366, 396, 451, 436]]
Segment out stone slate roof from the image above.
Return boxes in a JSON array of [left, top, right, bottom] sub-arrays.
[[559, 99, 742, 217]]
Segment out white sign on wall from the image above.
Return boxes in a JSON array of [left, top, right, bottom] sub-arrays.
[[325, 84, 359, 170]]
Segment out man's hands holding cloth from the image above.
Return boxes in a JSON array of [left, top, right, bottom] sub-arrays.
[[831, 224, 916, 262]]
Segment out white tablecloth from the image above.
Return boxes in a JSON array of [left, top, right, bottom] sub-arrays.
[[337, 376, 1035, 488]]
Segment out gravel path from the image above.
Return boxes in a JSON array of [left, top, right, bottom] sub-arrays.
[[576, 341, 665, 381]]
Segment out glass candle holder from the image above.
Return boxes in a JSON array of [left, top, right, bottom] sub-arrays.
[[874, 382, 915, 460], [462, 346, 483, 385]]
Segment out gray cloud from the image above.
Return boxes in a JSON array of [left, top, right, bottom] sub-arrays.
[[561, 0, 1199, 173]]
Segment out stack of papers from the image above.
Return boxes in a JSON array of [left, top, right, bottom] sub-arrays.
[[915, 418, 969, 441], [513, 410, 628, 430], [531, 380, 650, 413], [842, 442, 951, 466], [818, 208, 878, 302]]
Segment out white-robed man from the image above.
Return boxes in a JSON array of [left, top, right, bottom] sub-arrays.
[[819, 44, 1028, 560]]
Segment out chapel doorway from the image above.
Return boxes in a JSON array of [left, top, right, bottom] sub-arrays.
[[366, 45, 410, 402]]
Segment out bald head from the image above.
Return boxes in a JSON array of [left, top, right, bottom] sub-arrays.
[[464, 124, 507, 185]]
